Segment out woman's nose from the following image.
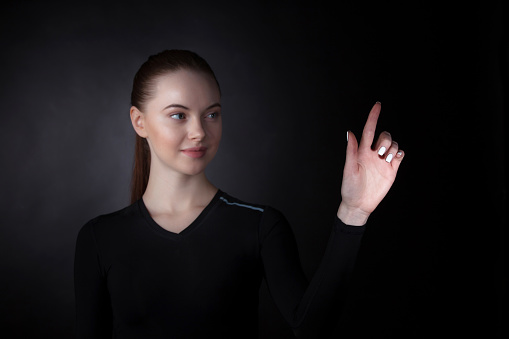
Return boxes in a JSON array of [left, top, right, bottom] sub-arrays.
[[188, 117, 205, 141]]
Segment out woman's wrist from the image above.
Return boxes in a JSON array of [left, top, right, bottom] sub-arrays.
[[337, 202, 370, 226]]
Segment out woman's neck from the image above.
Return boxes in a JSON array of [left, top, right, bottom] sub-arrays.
[[142, 169, 218, 215]]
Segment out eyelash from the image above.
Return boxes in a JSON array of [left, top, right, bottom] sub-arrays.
[[169, 112, 220, 120], [170, 113, 186, 120], [206, 112, 219, 119]]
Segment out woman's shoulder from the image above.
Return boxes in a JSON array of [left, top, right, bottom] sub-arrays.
[[77, 200, 142, 238], [217, 191, 266, 213], [217, 191, 287, 224]]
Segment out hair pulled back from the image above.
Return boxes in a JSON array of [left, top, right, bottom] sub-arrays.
[[130, 50, 220, 204]]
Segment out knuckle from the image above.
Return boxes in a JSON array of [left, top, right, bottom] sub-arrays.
[[380, 131, 392, 142]]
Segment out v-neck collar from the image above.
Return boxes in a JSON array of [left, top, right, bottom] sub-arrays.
[[137, 189, 222, 240]]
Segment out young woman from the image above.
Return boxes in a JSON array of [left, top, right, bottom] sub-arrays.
[[74, 50, 404, 338]]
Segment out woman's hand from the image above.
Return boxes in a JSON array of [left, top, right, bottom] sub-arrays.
[[337, 102, 404, 226]]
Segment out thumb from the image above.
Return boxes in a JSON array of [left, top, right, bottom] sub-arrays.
[[344, 130, 358, 175]]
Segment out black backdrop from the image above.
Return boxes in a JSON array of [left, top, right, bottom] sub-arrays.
[[0, 1, 506, 338]]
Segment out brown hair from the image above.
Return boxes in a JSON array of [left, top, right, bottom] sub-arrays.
[[129, 50, 220, 204]]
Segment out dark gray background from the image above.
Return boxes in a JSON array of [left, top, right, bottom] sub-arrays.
[[0, 0, 506, 338]]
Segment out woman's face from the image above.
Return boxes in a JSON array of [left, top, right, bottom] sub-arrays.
[[135, 69, 222, 177]]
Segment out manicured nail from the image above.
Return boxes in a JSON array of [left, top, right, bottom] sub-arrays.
[[397, 151, 403, 157], [376, 101, 381, 105], [378, 146, 386, 156], [346, 131, 349, 142], [386, 153, 393, 163]]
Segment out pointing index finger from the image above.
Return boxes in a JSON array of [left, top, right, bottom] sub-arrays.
[[359, 102, 381, 150]]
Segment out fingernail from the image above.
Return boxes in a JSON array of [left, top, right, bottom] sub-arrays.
[[346, 131, 349, 142], [386, 153, 393, 163], [378, 146, 386, 156], [397, 151, 403, 157], [376, 101, 381, 105]]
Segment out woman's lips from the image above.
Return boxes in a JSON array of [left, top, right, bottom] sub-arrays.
[[181, 146, 207, 158]]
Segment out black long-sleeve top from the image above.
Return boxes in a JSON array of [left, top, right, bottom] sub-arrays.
[[74, 190, 365, 338]]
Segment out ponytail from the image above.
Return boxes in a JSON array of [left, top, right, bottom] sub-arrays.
[[130, 135, 151, 204]]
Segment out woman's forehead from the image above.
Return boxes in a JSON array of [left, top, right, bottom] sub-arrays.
[[150, 70, 220, 110]]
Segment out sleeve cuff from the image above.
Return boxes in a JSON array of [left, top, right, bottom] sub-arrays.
[[333, 215, 367, 235]]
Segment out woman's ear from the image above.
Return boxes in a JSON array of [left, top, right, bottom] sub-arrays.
[[130, 106, 148, 138]]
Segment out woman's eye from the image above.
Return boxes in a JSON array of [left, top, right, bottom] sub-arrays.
[[170, 113, 185, 120], [206, 112, 219, 119]]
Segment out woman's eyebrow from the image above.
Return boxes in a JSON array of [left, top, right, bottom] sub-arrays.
[[163, 104, 189, 110], [207, 103, 221, 110], [163, 103, 221, 111]]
